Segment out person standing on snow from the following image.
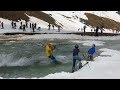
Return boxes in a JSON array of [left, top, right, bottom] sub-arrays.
[[45, 42, 58, 64], [95, 26, 99, 36], [25, 21, 28, 28], [58, 25, 62, 32], [83, 25, 87, 34], [14, 22, 16, 29], [32, 23, 35, 32], [72, 44, 82, 73], [100, 25, 104, 35], [87, 44, 96, 61], [48, 23, 51, 30], [52, 24, 54, 30], [23, 24, 26, 31], [1, 22, 4, 29], [30, 23, 31, 28], [0, 21, 1, 28], [11, 20, 14, 28], [20, 21, 22, 26], [34, 23, 37, 29]]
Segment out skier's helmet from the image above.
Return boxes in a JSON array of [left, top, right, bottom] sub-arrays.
[[75, 44, 79, 48]]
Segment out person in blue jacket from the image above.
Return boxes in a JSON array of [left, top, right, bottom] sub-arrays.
[[87, 44, 96, 61]]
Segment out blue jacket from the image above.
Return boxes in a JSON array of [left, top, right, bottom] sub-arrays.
[[88, 47, 95, 55]]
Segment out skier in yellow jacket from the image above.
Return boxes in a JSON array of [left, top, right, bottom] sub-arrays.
[[46, 42, 58, 64]]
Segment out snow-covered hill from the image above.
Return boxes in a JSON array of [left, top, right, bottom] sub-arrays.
[[0, 11, 120, 33], [42, 11, 120, 32]]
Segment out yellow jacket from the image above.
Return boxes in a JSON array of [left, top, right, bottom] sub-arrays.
[[46, 44, 52, 57]]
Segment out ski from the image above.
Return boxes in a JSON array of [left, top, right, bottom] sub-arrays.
[[80, 62, 89, 69], [71, 62, 89, 73]]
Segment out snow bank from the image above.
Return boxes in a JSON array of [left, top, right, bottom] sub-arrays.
[[39, 48, 120, 79], [17, 34, 120, 41], [70, 40, 105, 46]]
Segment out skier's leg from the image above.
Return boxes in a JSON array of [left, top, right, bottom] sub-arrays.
[[88, 55, 91, 61], [50, 55, 58, 64], [79, 61, 82, 69], [78, 56, 82, 69], [90, 55, 93, 61], [72, 59, 76, 72]]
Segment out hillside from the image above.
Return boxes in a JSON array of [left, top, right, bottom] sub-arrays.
[[81, 13, 120, 31], [0, 11, 120, 33], [42, 11, 120, 32], [0, 11, 57, 26]]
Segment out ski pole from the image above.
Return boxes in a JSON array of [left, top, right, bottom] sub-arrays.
[[87, 62, 91, 70]]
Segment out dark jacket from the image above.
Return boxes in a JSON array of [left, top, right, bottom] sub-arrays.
[[73, 48, 80, 56]]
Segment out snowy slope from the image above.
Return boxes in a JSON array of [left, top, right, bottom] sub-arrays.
[[42, 11, 120, 32], [42, 11, 90, 31], [87, 11, 120, 23], [42, 11, 120, 24], [0, 11, 120, 33]]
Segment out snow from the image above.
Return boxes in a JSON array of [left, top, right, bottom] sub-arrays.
[[0, 11, 120, 79], [43, 11, 120, 24], [42, 11, 91, 31], [39, 48, 120, 79], [0, 17, 90, 33], [42, 11, 120, 32], [0, 18, 32, 33], [1, 11, 120, 34], [26, 14, 49, 29], [87, 11, 120, 23], [69, 40, 105, 46], [17, 34, 120, 41]]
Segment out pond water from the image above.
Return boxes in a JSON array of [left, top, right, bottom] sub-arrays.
[[0, 38, 119, 78]]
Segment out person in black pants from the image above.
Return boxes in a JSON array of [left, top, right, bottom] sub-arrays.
[[11, 21, 14, 28], [23, 24, 26, 31], [95, 26, 99, 36]]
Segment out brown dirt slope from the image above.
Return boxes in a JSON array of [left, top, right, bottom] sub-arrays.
[[0, 11, 57, 26], [80, 13, 120, 31]]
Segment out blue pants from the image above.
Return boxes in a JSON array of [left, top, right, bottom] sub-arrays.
[[72, 56, 82, 71], [73, 56, 81, 61], [48, 55, 58, 64]]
